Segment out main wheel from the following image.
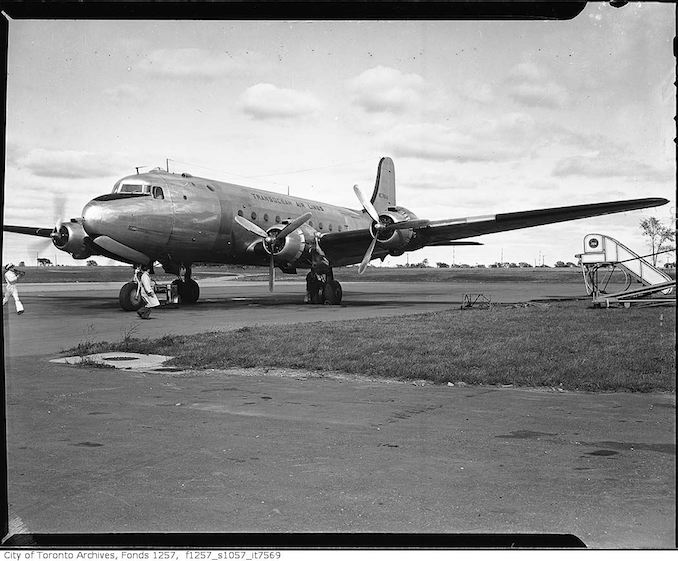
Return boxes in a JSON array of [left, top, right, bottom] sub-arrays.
[[172, 278, 200, 304], [322, 280, 343, 305], [119, 281, 143, 311]]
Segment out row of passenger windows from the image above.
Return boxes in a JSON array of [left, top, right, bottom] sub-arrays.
[[236, 209, 347, 232]]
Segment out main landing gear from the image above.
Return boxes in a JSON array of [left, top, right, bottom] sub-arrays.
[[305, 268, 343, 305], [118, 264, 200, 311]]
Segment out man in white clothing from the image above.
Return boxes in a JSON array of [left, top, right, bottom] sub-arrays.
[[135, 264, 160, 319], [3, 263, 25, 315]]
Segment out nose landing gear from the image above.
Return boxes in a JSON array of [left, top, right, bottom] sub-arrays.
[[119, 281, 143, 311], [118, 263, 201, 311], [171, 277, 200, 304]]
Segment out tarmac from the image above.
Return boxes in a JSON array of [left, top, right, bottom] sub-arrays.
[[2, 278, 675, 547]]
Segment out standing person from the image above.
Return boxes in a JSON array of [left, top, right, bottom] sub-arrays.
[[3, 263, 25, 315], [135, 264, 160, 319]]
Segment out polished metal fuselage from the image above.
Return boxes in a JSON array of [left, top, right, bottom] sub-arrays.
[[81, 170, 371, 267]]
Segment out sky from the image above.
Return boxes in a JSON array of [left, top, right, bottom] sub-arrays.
[[2, 3, 676, 269]]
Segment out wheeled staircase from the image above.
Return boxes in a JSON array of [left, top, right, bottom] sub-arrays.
[[576, 233, 675, 307]]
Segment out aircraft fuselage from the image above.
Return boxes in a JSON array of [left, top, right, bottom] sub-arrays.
[[82, 169, 371, 269]]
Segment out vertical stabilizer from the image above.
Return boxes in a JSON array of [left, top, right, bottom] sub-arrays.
[[370, 157, 396, 214]]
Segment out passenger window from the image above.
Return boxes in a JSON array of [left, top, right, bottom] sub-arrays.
[[319, 222, 324, 230], [206, 185, 215, 192], [338, 225, 342, 232], [237, 210, 243, 217], [264, 214, 269, 222], [275, 216, 281, 223], [152, 186, 164, 199], [251, 212, 257, 220], [329, 224, 333, 232]]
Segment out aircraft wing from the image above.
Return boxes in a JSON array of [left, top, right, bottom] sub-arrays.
[[3, 225, 54, 237], [416, 197, 668, 245], [318, 197, 668, 266]]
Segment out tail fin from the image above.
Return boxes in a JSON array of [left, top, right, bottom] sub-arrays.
[[370, 157, 396, 213]]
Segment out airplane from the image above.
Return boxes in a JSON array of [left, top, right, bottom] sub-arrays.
[[3, 157, 668, 311]]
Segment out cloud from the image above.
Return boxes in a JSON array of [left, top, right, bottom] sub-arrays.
[[347, 66, 427, 114], [102, 84, 147, 104], [15, 149, 128, 179], [239, 83, 323, 120], [386, 123, 517, 163], [136, 48, 258, 79], [553, 155, 673, 182], [505, 61, 569, 109]]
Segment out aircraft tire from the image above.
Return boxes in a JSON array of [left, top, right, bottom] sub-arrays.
[[173, 278, 200, 304], [310, 289, 324, 305], [322, 280, 343, 305], [119, 281, 144, 311]]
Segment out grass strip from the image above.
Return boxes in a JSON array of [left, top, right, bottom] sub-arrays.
[[68, 302, 675, 393]]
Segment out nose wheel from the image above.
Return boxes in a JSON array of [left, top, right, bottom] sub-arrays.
[[119, 281, 144, 311], [171, 278, 200, 304]]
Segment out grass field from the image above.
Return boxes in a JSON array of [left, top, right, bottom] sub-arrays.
[[70, 301, 676, 393]]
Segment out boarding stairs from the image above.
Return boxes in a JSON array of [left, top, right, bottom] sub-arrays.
[[575, 233, 675, 308]]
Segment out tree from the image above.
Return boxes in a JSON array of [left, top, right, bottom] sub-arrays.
[[640, 217, 675, 266]]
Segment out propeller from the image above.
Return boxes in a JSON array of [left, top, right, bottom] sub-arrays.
[[353, 185, 430, 274], [235, 212, 312, 291], [30, 195, 67, 257]]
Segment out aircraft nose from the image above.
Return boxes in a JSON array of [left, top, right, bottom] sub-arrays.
[[81, 199, 109, 237]]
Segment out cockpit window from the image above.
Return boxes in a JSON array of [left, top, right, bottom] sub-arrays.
[[152, 186, 164, 199], [117, 183, 150, 194]]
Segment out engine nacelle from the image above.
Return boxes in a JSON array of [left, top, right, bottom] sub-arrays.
[[52, 221, 92, 259], [263, 224, 312, 264], [374, 207, 418, 251]]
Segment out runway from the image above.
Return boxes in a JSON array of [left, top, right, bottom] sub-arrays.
[[2, 279, 675, 547], [4, 276, 587, 357]]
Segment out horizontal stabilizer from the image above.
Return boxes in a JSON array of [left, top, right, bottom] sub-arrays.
[[93, 236, 150, 264], [3, 225, 54, 238]]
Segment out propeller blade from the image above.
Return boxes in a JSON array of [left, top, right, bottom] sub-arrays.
[[353, 185, 380, 223], [269, 253, 275, 292], [358, 235, 378, 274], [50, 220, 63, 239], [275, 212, 312, 240], [234, 214, 268, 238]]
